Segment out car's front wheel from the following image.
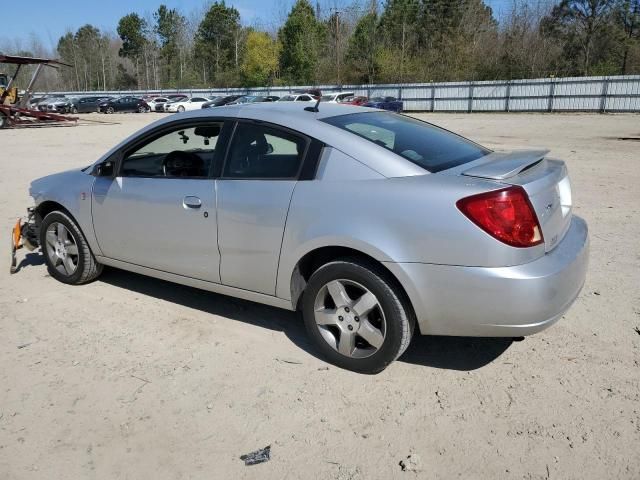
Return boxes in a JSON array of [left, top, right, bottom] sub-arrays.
[[40, 211, 103, 285], [177, 106, 185, 112], [106, 107, 114, 114], [302, 259, 413, 373]]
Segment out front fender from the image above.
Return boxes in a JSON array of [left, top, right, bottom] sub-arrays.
[[30, 169, 100, 254]]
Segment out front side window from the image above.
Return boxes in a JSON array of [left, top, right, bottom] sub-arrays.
[[322, 112, 490, 173], [223, 123, 306, 179], [121, 123, 223, 178]]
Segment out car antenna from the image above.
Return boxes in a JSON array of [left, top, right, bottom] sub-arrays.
[[304, 96, 321, 113]]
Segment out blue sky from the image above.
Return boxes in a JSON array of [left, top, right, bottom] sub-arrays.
[[1, 0, 512, 51]]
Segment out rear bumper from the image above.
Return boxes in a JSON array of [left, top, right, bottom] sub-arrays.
[[386, 215, 589, 337]]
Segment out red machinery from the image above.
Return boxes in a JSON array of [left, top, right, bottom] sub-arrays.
[[0, 55, 77, 128]]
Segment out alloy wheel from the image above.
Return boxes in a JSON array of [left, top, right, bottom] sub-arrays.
[[44, 222, 79, 276], [313, 279, 386, 358]]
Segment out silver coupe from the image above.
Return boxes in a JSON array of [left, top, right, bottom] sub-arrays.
[[12, 103, 589, 373]]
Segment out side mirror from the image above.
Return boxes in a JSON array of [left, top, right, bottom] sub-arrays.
[[94, 160, 115, 177]]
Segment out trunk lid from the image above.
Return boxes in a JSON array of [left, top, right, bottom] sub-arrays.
[[462, 150, 572, 252]]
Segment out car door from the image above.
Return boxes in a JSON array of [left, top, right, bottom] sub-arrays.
[[92, 120, 226, 282], [216, 121, 311, 295]]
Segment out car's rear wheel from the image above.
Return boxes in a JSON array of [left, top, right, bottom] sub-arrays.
[[40, 211, 103, 285], [302, 258, 413, 373]]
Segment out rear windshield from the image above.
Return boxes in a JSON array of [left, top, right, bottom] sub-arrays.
[[322, 112, 490, 172]]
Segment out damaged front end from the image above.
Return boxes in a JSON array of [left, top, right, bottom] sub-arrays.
[[10, 207, 39, 274]]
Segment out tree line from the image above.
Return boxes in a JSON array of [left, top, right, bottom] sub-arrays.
[[2, 0, 639, 92]]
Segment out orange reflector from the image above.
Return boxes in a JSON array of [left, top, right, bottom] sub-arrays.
[[12, 219, 21, 247]]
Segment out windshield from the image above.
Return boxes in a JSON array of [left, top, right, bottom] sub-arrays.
[[322, 112, 490, 173]]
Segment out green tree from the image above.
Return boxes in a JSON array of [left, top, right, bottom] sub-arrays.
[[155, 5, 185, 86], [241, 30, 280, 86], [617, 0, 640, 73], [541, 0, 619, 75], [117, 13, 147, 87], [278, 0, 326, 84], [344, 12, 380, 83], [194, 1, 241, 85]]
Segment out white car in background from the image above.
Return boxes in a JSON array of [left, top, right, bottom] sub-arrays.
[[147, 97, 170, 111], [277, 94, 315, 102], [165, 96, 210, 113], [321, 92, 355, 103]]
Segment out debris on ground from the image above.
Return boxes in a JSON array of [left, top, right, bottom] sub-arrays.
[[634, 326, 640, 335], [275, 358, 302, 365], [240, 445, 271, 465], [399, 453, 423, 472]]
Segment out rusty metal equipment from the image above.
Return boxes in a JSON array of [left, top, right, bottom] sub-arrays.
[[0, 55, 77, 128]]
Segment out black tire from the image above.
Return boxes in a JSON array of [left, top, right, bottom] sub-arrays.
[[71, 106, 78, 114], [0, 111, 8, 128], [302, 258, 413, 374], [40, 211, 103, 285], [106, 107, 114, 114]]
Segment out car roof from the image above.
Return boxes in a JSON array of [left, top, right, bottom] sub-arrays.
[[116, 102, 424, 178]]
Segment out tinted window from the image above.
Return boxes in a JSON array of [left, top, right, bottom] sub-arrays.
[[191, 97, 207, 102], [223, 123, 306, 179], [322, 112, 490, 173], [121, 123, 223, 178]]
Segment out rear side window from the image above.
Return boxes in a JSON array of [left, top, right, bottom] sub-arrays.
[[322, 112, 490, 172], [223, 122, 306, 179]]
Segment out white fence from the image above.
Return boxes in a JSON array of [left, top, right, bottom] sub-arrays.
[[51, 75, 640, 112]]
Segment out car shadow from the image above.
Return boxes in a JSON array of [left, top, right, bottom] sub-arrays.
[[13, 252, 46, 273], [98, 268, 512, 372]]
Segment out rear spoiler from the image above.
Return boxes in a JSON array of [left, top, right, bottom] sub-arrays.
[[462, 149, 549, 180]]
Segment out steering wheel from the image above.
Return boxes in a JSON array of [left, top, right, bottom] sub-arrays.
[[162, 150, 205, 177]]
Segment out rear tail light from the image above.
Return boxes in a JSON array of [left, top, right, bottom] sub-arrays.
[[456, 186, 543, 248]]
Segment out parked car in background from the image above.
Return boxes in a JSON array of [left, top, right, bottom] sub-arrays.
[[36, 95, 67, 111], [201, 95, 243, 109], [341, 95, 369, 106], [16, 103, 588, 373], [147, 97, 170, 111], [99, 97, 150, 114], [46, 98, 75, 113], [165, 96, 209, 112], [293, 88, 322, 98], [227, 95, 276, 105], [278, 93, 315, 102], [72, 96, 113, 113], [321, 92, 355, 103], [363, 96, 403, 112], [265, 95, 280, 102], [166, 94, 188, 102]]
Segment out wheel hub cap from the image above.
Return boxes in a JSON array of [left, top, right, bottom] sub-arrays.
[[313, 279, 386, 359]]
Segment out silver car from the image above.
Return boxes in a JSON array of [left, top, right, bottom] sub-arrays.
[[11, 103, 589, 373]]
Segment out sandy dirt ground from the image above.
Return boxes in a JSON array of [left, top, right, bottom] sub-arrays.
[[1, 112, 639, 479]]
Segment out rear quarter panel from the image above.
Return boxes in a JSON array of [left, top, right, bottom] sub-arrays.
[[276, 168, 545, 301]]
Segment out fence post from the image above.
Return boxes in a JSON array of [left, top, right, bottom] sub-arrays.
[[600, 78, 609, 113], [430, 85, 436, 112], [547, 78, 555, 113], [468, 82, 474, 113], [398, 86, 402, 100], [505, 80, 511, 112]]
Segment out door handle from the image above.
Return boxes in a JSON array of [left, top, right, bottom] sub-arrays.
[[183, 196, 202, 209]]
